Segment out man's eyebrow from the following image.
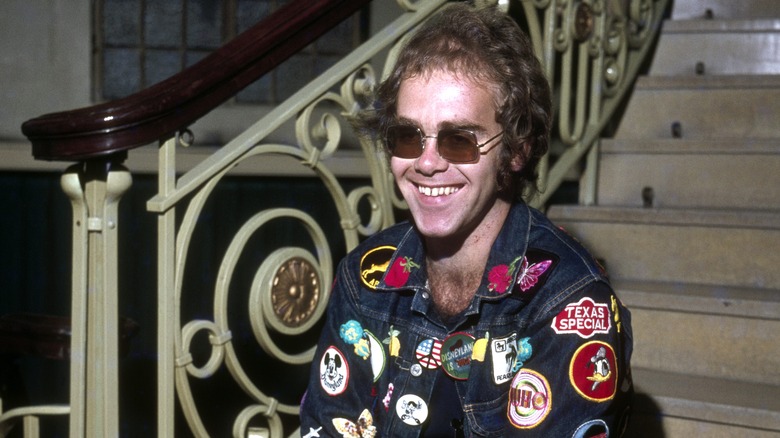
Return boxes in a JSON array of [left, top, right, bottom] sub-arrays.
[[394, 117, 486, 133]]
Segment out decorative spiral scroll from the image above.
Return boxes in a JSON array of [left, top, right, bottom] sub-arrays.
[[347, 186, 385, 236], [179, 320, 230, 379], [233, 404, 284, 438]]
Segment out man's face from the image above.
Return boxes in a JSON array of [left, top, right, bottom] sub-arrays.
[[391, 69, 511, 243]]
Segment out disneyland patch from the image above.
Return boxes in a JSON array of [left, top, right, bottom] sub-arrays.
[[319, 346, 349, 396], [507, 368, 552, 429], [551, 297, 611, 339], [441, 332, 475, 380], [569, 341, 618, 402], [360, 245, 395, 289], [332, 408, 377, 438]]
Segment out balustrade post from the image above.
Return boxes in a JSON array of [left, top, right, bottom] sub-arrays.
[[61, 157, 131, 437]]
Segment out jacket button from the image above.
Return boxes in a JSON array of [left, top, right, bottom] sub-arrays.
[[410, 364, 423, 376]]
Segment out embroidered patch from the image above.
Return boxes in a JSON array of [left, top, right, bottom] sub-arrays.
[[487, 249, 557, 294], [382, 383, 394, 411], [319, 346, 348, 396], [507, 368, 552, 429], [382, 325, 401, 357], [384, 256, 421, 288], [516, 258, 553, 292], [360, 245, 395, 289], [551, 297, 612, 339], [302, 426, 323, 438], [366, 331, 386, 382], [491, 334, 532, 384], [441, 332, 475, 380], [339, 320, 371, 359], [572, 419, 608, 438], [472, 332, 490, 362], [415, 338, 442, 370], [396, 394, 429, 426], [332, 408, 377, 438], [610, 295, 623, 333], [570, 341, 618, 402]]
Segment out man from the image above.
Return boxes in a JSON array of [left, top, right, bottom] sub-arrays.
[[301, 3, 632, 437]]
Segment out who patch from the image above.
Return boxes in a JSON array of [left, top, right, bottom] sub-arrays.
[[507, 368, 551, 429]]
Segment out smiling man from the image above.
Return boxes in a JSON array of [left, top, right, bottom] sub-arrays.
[[301, 3, 633, 437]]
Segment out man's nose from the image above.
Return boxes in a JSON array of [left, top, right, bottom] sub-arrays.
[[414, 137, 448, 174]]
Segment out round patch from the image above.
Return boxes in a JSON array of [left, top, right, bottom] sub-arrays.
[[319, 346, 348, 396], [441, 332, 475, 380], [507, 368, 551, 429], [415, 338, 443, 370], [366, 331, 386, 382], [359, 245, 396, 289], [572, 419, 609, 438], [395, 394, 429, 426], [569, 341, 618, 402]]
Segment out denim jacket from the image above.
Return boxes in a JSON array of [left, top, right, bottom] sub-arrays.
[[300, 202, 633, 437]]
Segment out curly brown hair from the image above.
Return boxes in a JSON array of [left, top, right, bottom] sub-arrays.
[[353, 2, 552, 199]]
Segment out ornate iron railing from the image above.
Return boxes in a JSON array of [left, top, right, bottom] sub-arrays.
[[5, 0, 669, 436]]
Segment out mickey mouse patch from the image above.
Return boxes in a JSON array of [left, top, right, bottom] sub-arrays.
[[319, 346, 349, 396]]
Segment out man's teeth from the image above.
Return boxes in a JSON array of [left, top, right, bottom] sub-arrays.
[[418, 185, 459, 197]]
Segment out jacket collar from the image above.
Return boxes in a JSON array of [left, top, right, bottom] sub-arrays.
[[376, 202, 532, 301]]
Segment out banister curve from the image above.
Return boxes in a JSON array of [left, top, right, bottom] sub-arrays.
[[21, 0, 372, 162]]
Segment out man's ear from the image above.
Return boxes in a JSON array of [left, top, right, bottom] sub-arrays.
[[510, 145, 526, 172]]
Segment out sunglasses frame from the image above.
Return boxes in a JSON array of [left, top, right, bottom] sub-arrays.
[[385, 125, 503, 164]]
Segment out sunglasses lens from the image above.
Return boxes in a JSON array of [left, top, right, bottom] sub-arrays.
[[386, 126, 423, 158], [438, 129, 479, 163]]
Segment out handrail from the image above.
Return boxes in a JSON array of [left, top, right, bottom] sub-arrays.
[[20, 0, 371, 162]]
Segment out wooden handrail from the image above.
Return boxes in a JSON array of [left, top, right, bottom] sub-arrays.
[[21, 0, 371, 162]]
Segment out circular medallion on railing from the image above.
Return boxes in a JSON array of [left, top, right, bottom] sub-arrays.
[[573, 2, 594, 43], [271, 256, 320, 328]]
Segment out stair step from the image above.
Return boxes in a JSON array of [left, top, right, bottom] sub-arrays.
[[650, 19, 780, 75], [546, 206, 780, 289], [629, 368, 780, 436], [615, 280, 780, 384], [671, 0, 780, 20], [597, 138, 780, 209], [615, 75, 780, 140]]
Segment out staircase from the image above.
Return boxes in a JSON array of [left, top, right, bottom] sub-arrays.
[[547, 1, 780, 436]]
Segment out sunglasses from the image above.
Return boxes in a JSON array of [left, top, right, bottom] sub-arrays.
[[385, 125, 503, 164]]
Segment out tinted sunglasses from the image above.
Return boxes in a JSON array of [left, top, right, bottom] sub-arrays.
[[385, 125, 503, 164]]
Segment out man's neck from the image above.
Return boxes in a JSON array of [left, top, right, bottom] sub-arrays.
[[423, 199, 513, 318]]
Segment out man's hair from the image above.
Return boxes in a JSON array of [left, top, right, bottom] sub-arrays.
[[354, 2, 552, 199]]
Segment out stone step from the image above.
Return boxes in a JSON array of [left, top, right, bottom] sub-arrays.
[[596, 138, 780, 210], [628, 368, 780, 437], [650, 19, 780, 76], [546, 206, 780, 290], [671, 0, 780, 20], [614, 75, 780, 140], [615, 279, 780, 384]]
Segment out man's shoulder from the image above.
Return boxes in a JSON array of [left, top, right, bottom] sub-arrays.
[[526, 207, 607, 279]]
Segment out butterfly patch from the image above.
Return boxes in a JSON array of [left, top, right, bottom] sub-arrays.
[[332, 409, 377, 438]]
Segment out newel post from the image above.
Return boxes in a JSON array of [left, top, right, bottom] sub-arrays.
[[60, 155, 131, 437]]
